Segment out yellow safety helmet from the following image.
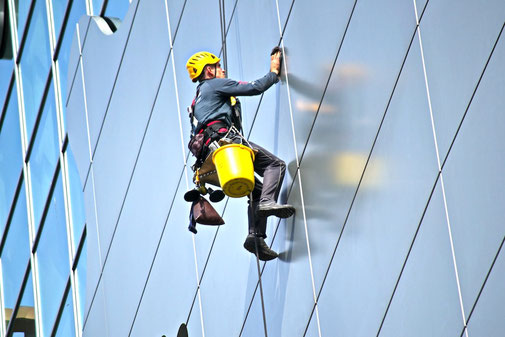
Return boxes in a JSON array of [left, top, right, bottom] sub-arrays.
[[186, 51, 220, 82]]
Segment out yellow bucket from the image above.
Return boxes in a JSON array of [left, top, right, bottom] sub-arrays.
[[212, 144, 255, 198]]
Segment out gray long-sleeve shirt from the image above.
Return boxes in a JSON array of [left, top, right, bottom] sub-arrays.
[[192, 71, 279, 131]]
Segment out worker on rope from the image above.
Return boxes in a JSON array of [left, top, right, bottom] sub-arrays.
[[186, 49, 295, 261]]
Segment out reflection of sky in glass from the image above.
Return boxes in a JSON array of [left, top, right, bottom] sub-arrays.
[[29, 83, 59, 231], [54, 286, 76, 337], [66, 147, 86, 251], [0, 85, 22, 235], [75, 238, 87, 331], [0, 61, 12, 108], [19, 0, 51, 141], [10, 272, 36, 336], [1, 182, 30, 324], [15, 0, 33, 44], [37, 174, 70, 337], [57, 0, 87, 130], [92, 0, 105, 15], [104, 0, 131, 19], [52, 0, 71, 41]]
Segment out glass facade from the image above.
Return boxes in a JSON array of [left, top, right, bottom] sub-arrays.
[[2, 1, 505, 337], [0, 0, 128, 336]]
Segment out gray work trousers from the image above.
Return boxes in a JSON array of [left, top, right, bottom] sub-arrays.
[[237, 140, 286, 238]]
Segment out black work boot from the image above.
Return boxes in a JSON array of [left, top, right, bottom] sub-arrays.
[[256, 201, 295, 219], [243, 234, 278, 261]]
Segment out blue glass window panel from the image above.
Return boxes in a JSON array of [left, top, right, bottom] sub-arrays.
[[65, 147, 85, 251], [14, 0, 33, 43], [36, 174, 70, 337], [0, 85, 22, 234], [0, 63, 12, 108], [54, 286, 76, 337], [1, 182, 30, 325], [52, 0, 71, 41], [104, 0, 130, 20], [92, 0, 104, 16], [9, 271, 36, 335], [29, 83, 59, 232], [75, 236, 86, 330], [56, 0, 87, 121], [19, 0, 51, 141]]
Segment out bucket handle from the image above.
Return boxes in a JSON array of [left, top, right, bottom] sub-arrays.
[[224, 125, 254, 149]]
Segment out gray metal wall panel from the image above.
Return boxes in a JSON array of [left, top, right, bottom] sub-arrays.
[[80, 6, 138, 154], [126, 185, 202, 337], [98, 56, 188, 336], [442, 30, 505, 320], [82, 282, 109, 337], [63, 0, 505, 336], [89, 0, 171, 261], [82, 170, 102, 319], [66, 62, 91, 189], [378, 182, 464, 337], [314, 32, 441, 336], [419, 0, 505, 161]]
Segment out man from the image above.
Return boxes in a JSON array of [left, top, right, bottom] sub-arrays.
[[186, 49, 295, 261]]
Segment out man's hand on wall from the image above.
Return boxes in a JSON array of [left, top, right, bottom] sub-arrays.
[[270, 48, 282, 75]]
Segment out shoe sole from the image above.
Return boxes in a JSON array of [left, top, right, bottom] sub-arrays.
[[256, 206, 295, 219], [243, 238, 278, 261]]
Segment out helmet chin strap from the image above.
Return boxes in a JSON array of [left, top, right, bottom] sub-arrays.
[[212, 64, 217, 79]]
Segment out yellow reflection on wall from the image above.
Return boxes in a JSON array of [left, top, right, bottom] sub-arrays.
[[333, 152, 383, 187]]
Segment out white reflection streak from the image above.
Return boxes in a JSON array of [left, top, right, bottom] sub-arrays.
[[79, 20, 103, 263], [77, 25, 94, 170], [274, 1, 321, 336], [164, 2, 205, 337], [413, 2, 469, 336], [165, 5, 188, 165]]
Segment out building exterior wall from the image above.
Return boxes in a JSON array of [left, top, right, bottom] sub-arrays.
[[0, 1, 130, 336], [67, 0, 505, 337]]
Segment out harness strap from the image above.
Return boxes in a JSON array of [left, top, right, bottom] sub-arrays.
[[201, 120, 229, 145]]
